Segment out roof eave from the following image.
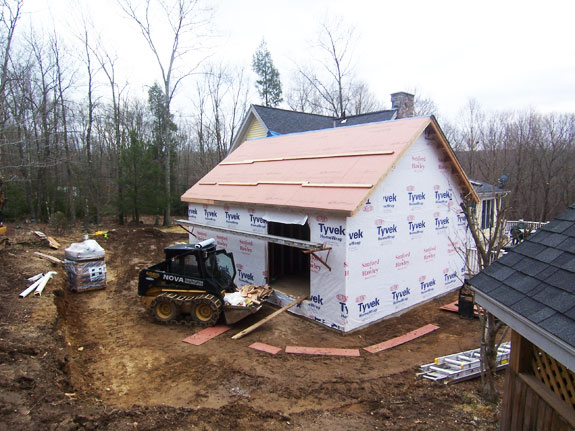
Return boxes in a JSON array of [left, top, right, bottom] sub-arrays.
[[228, 105, 269, 154], [428, 116, 479, 204], [181, 195, 353, 217], [473, 289, 575, 373]]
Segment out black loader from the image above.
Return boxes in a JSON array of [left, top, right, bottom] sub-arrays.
[[138, 238, 261, 326]]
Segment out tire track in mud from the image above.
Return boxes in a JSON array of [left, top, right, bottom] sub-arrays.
[[58, 227, 200, 407]]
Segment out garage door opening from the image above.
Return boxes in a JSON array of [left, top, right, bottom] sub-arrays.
[[268, 221, 310, 299]]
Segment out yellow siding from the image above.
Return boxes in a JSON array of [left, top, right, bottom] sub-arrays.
[[245, 119, 267, 140]]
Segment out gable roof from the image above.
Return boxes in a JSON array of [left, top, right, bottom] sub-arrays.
[[182, 116, 477, 216], [470, 179, 505, 196], [229, 105, 397, 153], [468, 204, 575, 371]]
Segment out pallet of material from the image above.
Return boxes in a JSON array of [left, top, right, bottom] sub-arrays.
[[63, 259, 107, 292]]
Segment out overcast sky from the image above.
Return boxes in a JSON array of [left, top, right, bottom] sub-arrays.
[[21, 0, 575, 122]]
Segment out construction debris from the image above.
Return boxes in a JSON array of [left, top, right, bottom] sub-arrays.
[[417, 342, 511, 384], [232, 296, 307, 340], [224, 284, 273, 306], [19, 272, 57, 298], [33, 231, 60, 249], [238, 284, 273, 305], [34, 252, 63, 264], [439, 300, 479, 317]]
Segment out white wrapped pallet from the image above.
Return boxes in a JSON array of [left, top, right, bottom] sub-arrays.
[[64, 239, 106, 292]]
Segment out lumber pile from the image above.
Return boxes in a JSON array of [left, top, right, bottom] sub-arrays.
[[33, 231, 60, 249], [239, 284, 273, 305]]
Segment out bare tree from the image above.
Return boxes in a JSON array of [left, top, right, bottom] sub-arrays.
[[348, 80, 382, 115], [51, 32, 76, 224], [118, 0, 212, 226], [0, 0, 22, 126], [461, 191, 509, 403], [89, 31, 129, 225], [294, 17, 356, 117]]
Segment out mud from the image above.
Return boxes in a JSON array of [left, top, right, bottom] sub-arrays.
[[0, 223, 503, 430]]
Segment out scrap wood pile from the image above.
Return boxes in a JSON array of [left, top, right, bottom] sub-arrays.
[[239, 284, 273, 304], [34, 231, 60, 249], [224, 284, 273, 307]]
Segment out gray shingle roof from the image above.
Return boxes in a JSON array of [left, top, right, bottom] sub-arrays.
[[469, 179, 506, 196], [252, 105, 397, 135], [468, 203, 575, 350]]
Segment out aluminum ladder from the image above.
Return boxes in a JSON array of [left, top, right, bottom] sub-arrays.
[[417, 341, 511, 384]]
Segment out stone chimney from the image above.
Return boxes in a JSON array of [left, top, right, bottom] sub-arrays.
[[390, 92, 415, 119]]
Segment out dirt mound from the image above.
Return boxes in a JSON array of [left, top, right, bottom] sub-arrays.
[[0, 223, 503, 430]]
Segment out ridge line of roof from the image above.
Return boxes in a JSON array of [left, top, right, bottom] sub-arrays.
[[242, 115, 433, 143], [252, 104, 335, 119], [252, 104, 398, 121]]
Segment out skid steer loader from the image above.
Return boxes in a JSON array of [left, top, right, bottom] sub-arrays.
[[138, 238, 261, 326]]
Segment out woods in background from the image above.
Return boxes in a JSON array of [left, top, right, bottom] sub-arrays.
[[449, 100, 575, 222], [0, 0, 573, 227]]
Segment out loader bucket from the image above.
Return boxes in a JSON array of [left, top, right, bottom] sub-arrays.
[[223, 304, 262, 325]]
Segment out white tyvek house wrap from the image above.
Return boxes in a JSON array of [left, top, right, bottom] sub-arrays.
[[342, 133, 468, 331], [185, 133, 469, 332], [186, 205, 268, 286], [185, 203, 349, 331]]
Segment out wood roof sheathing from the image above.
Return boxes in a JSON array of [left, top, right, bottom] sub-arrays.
[[181, 116, 476, 216]]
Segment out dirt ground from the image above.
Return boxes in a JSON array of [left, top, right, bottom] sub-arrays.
[[0, 222, 505, 431]]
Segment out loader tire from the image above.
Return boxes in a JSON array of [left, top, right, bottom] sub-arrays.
[[151, 294, 181, 323], [192, 294, 222, 327]]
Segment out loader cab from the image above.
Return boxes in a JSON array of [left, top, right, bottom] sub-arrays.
[[164, 243, 202, 278], [163, 240, 236, 291]]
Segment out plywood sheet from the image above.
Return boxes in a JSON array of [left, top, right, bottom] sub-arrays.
[[249, 342, 282, 355], [182, 326, 231, 345], [285, 346, 361, 357], [182, 118, 432, 215]]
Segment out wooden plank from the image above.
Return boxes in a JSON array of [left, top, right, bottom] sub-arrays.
[[220, 150, 395, 166], [34, 231, 60, 249], [510, 330, 532, 373], [231, 297, 307, 340], [510, 370, 524, 431], [285, 346, 360, 357], [520, 372, 575, 429], [523, 385, 534, 430], [202, 180, 373, 189], [249, 342, 282, 355], [517, 376, 527, 430], [33, 252, 63, 264], [182, 326, 230, 346], [363, 324, 439, 354], [301, 183, 372, 189], [536, 392, 546, 431], [46, 236, 60, 249], [500, 369, 515, 431]]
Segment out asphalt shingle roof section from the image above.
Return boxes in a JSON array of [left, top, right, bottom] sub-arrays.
[[468, 203, 575, 350], [252, 105, 397, 135]]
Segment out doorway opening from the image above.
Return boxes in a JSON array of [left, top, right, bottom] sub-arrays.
[[268, 221, 310, 299]]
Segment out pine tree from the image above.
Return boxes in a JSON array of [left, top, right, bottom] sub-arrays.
[[252, 40, 282, 107]]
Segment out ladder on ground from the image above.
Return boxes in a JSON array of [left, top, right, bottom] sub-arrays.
[[417, 342, 511, 384]]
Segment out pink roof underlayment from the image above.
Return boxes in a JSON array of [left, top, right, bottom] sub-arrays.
[[181, 116, 478, 216]]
